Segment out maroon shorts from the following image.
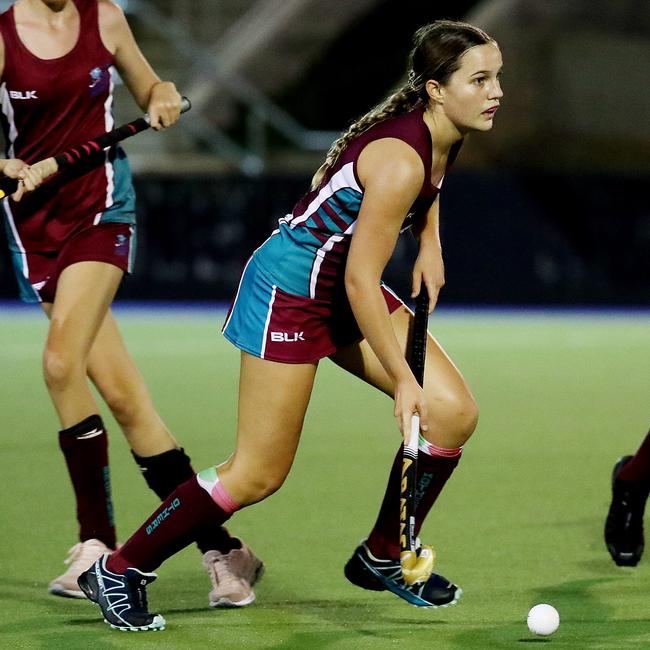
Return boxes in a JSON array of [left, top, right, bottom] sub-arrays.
[[222, 256, 405, 363], [13, 222, 135, 304]]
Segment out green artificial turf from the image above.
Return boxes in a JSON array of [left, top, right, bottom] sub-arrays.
[[1, 308, 648, 649]]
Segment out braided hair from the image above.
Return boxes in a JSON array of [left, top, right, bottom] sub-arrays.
[[311, 20, 495, 189]]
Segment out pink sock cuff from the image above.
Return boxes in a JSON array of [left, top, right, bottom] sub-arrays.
[[418, 436, 463, 458], [211, 480, 241, 514]]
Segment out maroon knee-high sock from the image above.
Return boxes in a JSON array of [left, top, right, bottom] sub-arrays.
[[412, 449, 461, 538], [366, 444, 461, 560], [59, 414, 117, 549], [619, 430, 650, 484], [131, 448, 238, 553], [107, 476, 231, 573]]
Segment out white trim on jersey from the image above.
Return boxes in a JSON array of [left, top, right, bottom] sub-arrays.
[[95, 68, 116, 224], [0, 82, 18, 158], [308, 221, 357, 299], [279, 162, 361, 230], [127, 224, 135, 273], [0, 84, 28, 284], [260, 284, 277, 359]]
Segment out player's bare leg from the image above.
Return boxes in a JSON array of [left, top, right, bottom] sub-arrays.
[[42, 262, 122, 596], [217, 353, 318, 506], [86, 310, 178, 456], [79, 352, 317, 630], [43, 263, 262, 603], [86, 308, 264, 606], [193, 353, 315, 607], [42, 261, 121, 426], [331, 305, 477, 607], [331, 305, 478, 449]]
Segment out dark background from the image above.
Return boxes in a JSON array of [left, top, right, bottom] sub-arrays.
[[1, 0, 648, 307], [4, 169, 644, 306]]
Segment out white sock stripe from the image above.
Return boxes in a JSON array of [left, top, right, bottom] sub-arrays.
[[196, 473, 215, 495], [418, 435, 463, 458]]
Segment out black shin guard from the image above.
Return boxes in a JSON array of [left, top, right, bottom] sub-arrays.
[[131, 447, 194, 500]]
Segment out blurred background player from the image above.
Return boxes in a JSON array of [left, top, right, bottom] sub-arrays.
[[605, 428, 650, 566], [77, 19, 502, 631], [0, 0, 261, 606]]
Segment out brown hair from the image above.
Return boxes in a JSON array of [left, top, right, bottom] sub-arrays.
[[311, 19, 496, 189]]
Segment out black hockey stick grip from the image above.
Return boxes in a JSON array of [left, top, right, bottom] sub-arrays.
[[0, 97, 191, 198], [54, 96, 192, 169], [409, 288, 430, 386]]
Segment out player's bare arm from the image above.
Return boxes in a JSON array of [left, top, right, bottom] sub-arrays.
[[98, 0, 181, 129], [346, 137, 428, 436], [411, 197, 444, 309]]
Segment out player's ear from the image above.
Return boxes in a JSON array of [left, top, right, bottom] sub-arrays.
[[425, 79, 444, 105]]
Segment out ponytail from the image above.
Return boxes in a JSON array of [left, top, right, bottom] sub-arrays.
[[311, 83, 422, 189]]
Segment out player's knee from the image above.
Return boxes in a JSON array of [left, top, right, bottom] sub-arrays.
[[428, 392, 479, 446], [219, 451, 292, 505], [455, 396, 479, 441], [225, 467, 288, 505], [42, 347, 80, 390], [245, 471, 287, 502]]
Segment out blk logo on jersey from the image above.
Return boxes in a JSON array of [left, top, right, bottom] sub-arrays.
[[88, 66, 109, 97], [270, 331, 305, 342], [9, 90, 38, 100]]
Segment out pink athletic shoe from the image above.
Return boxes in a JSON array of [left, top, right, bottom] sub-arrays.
[[202, 539, 264, 607], [49, 539, 112, 598]]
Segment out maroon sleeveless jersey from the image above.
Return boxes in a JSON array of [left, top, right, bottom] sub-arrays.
[[253, 107, 462, 299], [0, 0, 135, 254]]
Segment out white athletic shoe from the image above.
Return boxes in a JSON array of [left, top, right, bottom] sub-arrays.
[[203, 539, 264, 607], [48, 539, 112, 598]]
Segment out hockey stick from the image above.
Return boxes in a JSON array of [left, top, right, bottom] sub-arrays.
[[399, 286, 435, 585], [0, 97, 191, 199]]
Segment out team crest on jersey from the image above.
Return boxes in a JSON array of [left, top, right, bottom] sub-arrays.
[[114, 233, 128, 256], [88, 66, 109, 96]]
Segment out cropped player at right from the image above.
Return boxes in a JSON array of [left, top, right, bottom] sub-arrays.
[[605, 428, 650, 566]]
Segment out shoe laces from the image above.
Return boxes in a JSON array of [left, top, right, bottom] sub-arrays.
[[204, 550, 243, 592]]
